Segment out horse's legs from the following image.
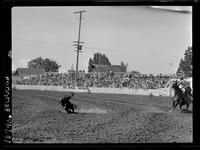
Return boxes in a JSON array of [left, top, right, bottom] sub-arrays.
[[172, 101, 176, 108], [186, 98, 191, 110], [171, 96, 177, 111], [179, 103, 183, 110], [179, 96, 186, 110], [172, 100, 179, 111], [186, 104, 189, 110], [179, 98, 183, 110]]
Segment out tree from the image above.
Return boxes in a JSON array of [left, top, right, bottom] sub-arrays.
[[92, 53, 111, 65], [176, 46, 192, 77], [28, 57, 44, 69], [88, 53, 111, 72], [88, 58, 93, 73], [120, 61, 128, 72], [130, 70, 140, 74], [28, 57, 61, 72]]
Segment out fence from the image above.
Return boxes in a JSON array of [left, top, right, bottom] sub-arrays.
[[12, 84, 169, 96]]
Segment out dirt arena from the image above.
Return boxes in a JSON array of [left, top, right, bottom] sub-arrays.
[[12, 90, 192, 143]]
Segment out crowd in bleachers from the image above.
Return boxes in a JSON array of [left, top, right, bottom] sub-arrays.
[[15, 72, 171, 89]]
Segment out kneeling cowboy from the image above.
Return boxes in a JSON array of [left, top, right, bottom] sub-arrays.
[[58, 92, 77, 113]]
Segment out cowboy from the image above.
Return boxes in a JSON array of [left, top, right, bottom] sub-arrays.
[[177, 78, 192, 106], [179, 80, 193, 110], [58, 91, 77, 113], [178, 77, 192, 95], [177, 77, 185, 93], [171, 80, 185, 111], [184, 82, 192, 95]]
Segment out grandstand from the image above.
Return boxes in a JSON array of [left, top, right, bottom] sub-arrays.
[[12, 70, 172, 95]]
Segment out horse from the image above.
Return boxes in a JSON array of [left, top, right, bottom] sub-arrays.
[[179, 85, 193, 110], [171, 81, 192, 112]]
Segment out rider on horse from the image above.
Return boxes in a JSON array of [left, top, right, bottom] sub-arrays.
[[178, 77, 192, 97], [58, 91, 77, 113], [171, 77, 192, 111]]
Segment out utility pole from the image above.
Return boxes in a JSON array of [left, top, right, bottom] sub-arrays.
[[73, 10, 86, 88]]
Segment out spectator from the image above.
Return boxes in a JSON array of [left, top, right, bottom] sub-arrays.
[[15, 72, 169, 89]]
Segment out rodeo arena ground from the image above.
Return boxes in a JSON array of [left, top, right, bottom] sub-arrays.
[[11, 71, 193, 143]]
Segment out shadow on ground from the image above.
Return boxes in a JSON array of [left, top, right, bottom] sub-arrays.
[[58, 109, 79, 114], [180, 109, 192, 114]]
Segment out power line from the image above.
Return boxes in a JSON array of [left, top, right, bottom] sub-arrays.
[[83, 45, 179, 59], [13, 38, 73, 48], [13, 38, 179, 59]]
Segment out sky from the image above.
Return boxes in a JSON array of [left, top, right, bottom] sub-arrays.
[[12, 6, 192, 74]]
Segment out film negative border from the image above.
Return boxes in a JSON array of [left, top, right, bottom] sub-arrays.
[[3, 76, 12, 144]]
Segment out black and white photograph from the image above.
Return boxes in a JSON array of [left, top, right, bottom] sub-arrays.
[[11, 6, 192, 143]]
